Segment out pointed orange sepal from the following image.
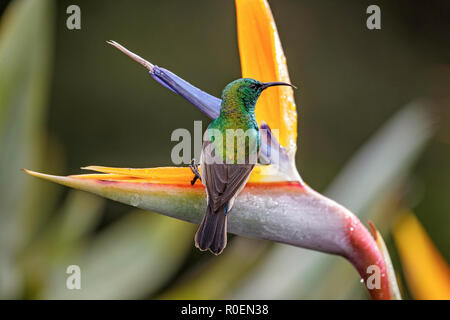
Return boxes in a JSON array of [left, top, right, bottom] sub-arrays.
[[393, 211, 450, 300], [236, 0, 297, 152]]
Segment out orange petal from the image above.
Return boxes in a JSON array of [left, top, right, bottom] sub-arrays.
[[80, 166, 195, 184], [236, 0, 297, 151], [393, 211, 450, 300], [80, 165, 295, 184]]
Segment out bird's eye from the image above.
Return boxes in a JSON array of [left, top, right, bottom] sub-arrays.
[[249, 84, 257, 90]]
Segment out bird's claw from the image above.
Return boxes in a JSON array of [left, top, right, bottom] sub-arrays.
[[189, 159, 201, 185]]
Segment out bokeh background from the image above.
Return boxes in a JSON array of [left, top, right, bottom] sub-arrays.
[[0, 0, 449, 299]]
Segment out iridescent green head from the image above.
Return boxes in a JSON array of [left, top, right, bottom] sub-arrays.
[[221, 78, 295, 113]]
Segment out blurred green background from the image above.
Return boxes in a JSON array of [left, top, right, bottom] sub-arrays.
[[0, 0, 449, 299]]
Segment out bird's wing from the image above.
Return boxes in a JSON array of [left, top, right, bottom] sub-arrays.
[[201, 140, 254, 212]]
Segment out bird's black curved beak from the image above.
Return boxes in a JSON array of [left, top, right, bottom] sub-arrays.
[[260, 81, 297, 90]]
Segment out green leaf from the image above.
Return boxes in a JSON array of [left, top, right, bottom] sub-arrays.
[[0, 0, 54, 298], [41, 211, 195, 299]]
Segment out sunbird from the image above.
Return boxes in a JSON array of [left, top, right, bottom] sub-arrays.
[[104, 41, 295, 255], [190, 79, 295, 255]]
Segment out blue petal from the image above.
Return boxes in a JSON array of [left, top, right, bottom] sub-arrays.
[[151, 66, 221, 119]]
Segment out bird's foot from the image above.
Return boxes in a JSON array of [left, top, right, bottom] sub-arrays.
[[189, 159, 201, 185]]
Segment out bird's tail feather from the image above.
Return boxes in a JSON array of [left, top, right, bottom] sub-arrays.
[[195, 203, 228, 255]]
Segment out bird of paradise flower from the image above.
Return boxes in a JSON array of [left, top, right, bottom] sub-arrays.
[[24, 0, 401, 299]]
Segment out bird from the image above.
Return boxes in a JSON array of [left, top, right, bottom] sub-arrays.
[[103, 42, 295, 255], [190, 78, 295, 255]]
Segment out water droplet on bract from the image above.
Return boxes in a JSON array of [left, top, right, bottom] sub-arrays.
[[349, 227, 354, 232], [130, 194, 141, 207], [266, 198, 279, 209], [360, 278, 364, 283]]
